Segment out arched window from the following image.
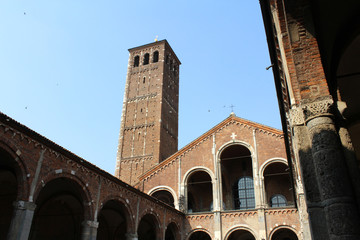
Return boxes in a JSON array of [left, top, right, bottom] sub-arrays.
[[270, 194, 287, 207], [151, 190, 175, 207], [187, 171, 213, 213], [133, 56, 139, 67], [220, 144, 253, 210], [236, 176, 255, 210], [166, 55, 169, 64], [143, 53, 149, 65], [153, 51, 159, 63], [263, 162, 294, 207]]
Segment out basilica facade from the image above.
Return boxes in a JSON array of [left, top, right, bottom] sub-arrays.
[[0, 41, 309, 239]]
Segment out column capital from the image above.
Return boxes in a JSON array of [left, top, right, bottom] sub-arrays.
[[290, 96, 334, 126], [302, 96, 334, 122], [82, 220, 99, 228], [13, 200, 36, 211]]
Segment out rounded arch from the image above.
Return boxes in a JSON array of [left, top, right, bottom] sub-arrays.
[[165, 222, 180, 240], [97, 198, 133, 240], [153, 51, 159, 63], [99, 194, 135, 232], [137, 212, 161, 240], [29, 175, 91, 240], [182, 167, 215, 186], [259, 158, 288, 179], [224, 225, 257, 240], [0, 141, 29, 200], [0, 142, 29, 239], [32, 169, 93, 218], [261, 159, 294, 207], [218, 142, 255, 210], [187, 228, 212, 240], [183, 168, 214, 213], [269, 226, 299, 240], [217, 140, 255, 160], [148, 186, 178, 208]]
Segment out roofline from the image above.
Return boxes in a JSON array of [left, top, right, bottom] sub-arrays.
[[139, 114, 283, 181], [128, 39, 181, 64], [0, 111, 184, 215]]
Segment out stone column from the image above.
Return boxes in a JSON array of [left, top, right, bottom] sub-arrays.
[[257, 209, 267, 240], [126, 233, 138, 240], [81, 220, 99, 240], [7, 200, 36, 240], [302, 97, 360, 239]]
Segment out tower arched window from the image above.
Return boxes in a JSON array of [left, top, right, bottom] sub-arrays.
[[235, 176, 255, 210], [143, 53, 149, 65], [133, 56, 140, 67], [153, 51, 159, 63], [270, 194, 287, 207]]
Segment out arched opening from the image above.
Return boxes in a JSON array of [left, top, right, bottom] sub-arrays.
[[187, 171, 213, 213], [336, 34, 360, 167], [227, 229, 255, 240], [271, 228, 298, 240], [134, 56, 140, 67], [263, 162, 294, 207], [153, 51, 159, 63], [188, 231, 211, 240], [143, 53, 150, 65], [165, 222, 178, 240], [138, 213, 158, 240], [97, 200, 129, 240], [29, 178, 86, 240], [220, 144, 254, 210], [0, 148, 18, 239], [151, 190, 175, 207]]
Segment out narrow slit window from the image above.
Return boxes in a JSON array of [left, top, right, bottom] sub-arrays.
[[143, 53, 149, 65], [134, 56, 140, 67], [153, 51, 159, 63]]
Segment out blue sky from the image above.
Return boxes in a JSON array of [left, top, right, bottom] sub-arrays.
[[0, 1, 281, 174]]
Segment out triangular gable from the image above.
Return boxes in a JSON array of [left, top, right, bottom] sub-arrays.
[[139, 114, 283, 181]]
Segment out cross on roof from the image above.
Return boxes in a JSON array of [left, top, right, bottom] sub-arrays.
[[231, 132, 237, 140], [229, 104, 235, 112]]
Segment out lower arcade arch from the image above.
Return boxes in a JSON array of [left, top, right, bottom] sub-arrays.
[[165, 222, 179, 240], [225, 227, 256, 240], [270, 227, 298, 240], [97, 200, 131, 240], [29, 177, 89, 240], [0, 147, 18, 239], [188, 230, 211, 240], [138, 213, 160, 240]]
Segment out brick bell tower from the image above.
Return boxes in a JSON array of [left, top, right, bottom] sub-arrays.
[[115, 40, 181, 185]]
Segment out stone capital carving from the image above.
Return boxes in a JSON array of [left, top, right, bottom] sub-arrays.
[[289, 107, 305, 126], [302, 97, 334, 121]]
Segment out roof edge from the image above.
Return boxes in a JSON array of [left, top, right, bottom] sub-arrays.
[[139, 115, 283, 181]]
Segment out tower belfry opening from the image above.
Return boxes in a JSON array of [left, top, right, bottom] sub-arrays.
[[115, 40, 181, 185]]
